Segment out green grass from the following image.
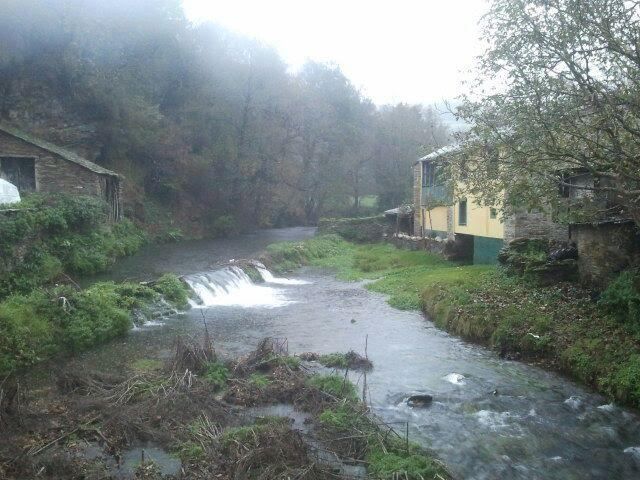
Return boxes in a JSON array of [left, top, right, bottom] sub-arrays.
[[262, 353, 301, 370], [131, 358, 163, 372], [318, 353, 350, 369], [421, 268, 640, 409], [220, 417, 290, 449], [0, 276, 191, 377], [318, 404, 368, 430], [0, 194, 146, 298], [175, 441, 205, 461], [317, 403, 449, 479], [306, 374, 359, 402], [248, 372, 271, 388], [264, 234, 352, 273], [367, 447, 446, 480], [203, 361, 229, 390]]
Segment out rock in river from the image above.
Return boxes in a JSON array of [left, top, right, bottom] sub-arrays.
[[407, 394, 433, 408]]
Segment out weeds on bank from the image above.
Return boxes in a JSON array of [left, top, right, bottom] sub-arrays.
[[306, 374, 359, 402], [1, 336, 451, 479], [0, 194, 146, 297], [300, 351, 373, 371], [203, 361, 229, 390], [0, 276, 191, 377], [422, 267, 640, 408], [248, 372, 271, 388]]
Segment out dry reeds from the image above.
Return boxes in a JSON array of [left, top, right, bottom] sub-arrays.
[[172, 335, 216, 374]]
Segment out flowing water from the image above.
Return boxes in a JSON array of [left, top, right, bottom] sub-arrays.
[[81, 227, 640, 479]]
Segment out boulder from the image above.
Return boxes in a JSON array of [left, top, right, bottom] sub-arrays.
[[526, 259, 579, 286], [406, 394, 433, 408], [548, 245, 578, 262]]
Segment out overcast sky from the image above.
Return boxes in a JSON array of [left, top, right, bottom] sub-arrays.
[[181, 0, 490, 107]]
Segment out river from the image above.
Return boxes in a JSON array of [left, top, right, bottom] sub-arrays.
[[79, 227, 640, 479]]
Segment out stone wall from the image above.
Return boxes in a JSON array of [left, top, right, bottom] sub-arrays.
[[570, 222, 640, 289], [318, 215, 389, 243], [504, 210, 569, 243], [387, 234, 449, 255], [413, 163, 422, 236]]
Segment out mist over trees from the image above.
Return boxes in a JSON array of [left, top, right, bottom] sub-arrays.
[[0, 0, 449, 234]]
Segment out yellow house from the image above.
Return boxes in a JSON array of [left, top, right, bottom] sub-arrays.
[[412, 146, 506, 264], [413, 145, 568, 263]]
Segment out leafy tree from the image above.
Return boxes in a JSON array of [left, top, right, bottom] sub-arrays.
[[456, 0, 640, 225], [373, 104, 449, 209]]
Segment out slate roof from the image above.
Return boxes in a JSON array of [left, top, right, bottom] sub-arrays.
[[0, 123, 119, 177], [415, 144, 462, 164]]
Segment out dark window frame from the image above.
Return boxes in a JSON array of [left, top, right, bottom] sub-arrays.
[[0, 155, 37, 192], [458, 199, 468, 226], [422, 161, 436, 188]]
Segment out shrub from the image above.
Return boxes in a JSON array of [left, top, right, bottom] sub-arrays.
[[209, 214, 237, 237], [153, 273, 189, 308], [604, 354, 640, 404], [0, 194, 145, 298], [203, 361, 229, 390], [62, 284, 132, 352], [0, 277, 187, 375], [599, 269, 640, 328], [0, 291, 57, 376]]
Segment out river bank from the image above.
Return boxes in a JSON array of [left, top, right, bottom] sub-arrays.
[[263, 235, 640, 410], [0, 336, 450, 480], [4, 228, 640, 478], [0, 273, 190, 382]]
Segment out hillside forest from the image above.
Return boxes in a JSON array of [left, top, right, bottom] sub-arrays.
[[0, 0, 450, 237]]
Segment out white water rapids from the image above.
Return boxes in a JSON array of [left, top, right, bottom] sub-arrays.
[[185, 265, 310, 309]]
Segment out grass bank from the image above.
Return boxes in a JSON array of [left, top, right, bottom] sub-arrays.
[[0, 273, 190, 378], [0, 194, 146, 298], [266, 235, 640, 409]]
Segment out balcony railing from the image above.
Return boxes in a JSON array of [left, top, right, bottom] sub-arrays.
[[421, 184, 451, 205]]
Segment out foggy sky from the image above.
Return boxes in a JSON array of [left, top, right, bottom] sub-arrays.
[[182, 0, 489, 107]]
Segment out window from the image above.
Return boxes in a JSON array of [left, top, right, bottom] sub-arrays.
[[458, 199, 467, 226], [421, 161, 450, 204], [422, 161, 436, 188], [0, 157, 36, 192], [490, 208, 497, 219]]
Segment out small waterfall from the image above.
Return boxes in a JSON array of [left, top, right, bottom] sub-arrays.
[[257, 266, 311, 285], [185, 265, 304, 309]]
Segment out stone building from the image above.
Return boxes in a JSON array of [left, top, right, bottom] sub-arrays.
[[0, 123, 122, 220]]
